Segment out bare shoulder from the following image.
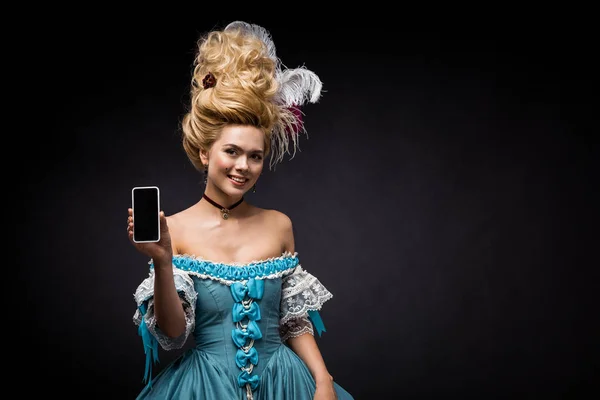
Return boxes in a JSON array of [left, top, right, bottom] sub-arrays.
[[253, 207, 292, 230], [269, 209, 293, 228], [165, 207, 189, 230], [258, 208, 295, 253], [165, 206, 198, 253]]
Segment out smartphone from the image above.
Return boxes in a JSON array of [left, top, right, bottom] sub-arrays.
[[131, 186, 161, 243]]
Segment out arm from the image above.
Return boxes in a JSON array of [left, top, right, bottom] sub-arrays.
[[130, 211, 197, 385], [132, 212, 195, 347], [152, 257, 187, 338], [143, 213, 186, 338], [133, 263, 196, 350], [287, 333, 334, 386], [279, 212, 335, 388]]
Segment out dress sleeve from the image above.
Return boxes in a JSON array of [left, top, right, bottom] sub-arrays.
[[132, 265, 197, 350], [279, 266, 333, 341]]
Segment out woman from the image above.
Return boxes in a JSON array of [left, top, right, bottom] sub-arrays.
[[127, 21, 354, 399]]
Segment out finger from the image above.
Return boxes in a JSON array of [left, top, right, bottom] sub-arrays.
[[128, 208, 133, 216]]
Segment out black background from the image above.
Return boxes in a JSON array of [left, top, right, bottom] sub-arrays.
[[15, 8, 597, 399]]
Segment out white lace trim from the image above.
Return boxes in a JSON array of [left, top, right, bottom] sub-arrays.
[[132, 266, 197, 350], [279, 314, 314, 342], [280, 266, 333, 325], [133, 267, 196, 305]]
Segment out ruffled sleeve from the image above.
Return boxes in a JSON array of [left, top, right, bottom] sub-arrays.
[[132, 265, 197, 350], [279, 266, 333, 341]]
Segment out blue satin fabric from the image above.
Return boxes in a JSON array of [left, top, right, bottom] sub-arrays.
[[136, 275, 354, 399], [137, 303, 159, 386]]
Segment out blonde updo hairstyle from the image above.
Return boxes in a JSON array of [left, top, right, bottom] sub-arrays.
[[181, 25, 298, 171]]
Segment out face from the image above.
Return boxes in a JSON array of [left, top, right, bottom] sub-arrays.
[[200, 125, 265, 197]]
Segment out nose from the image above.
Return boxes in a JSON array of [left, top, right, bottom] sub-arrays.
[[235, 156, 249, 171]]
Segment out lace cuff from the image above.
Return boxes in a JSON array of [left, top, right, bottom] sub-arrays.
[[279, 314, 314, 341], [132, 266, 197, 350], [280, 266, 333, 325]]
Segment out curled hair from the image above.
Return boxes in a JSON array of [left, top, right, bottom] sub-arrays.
[[181, 21, 322, 170]]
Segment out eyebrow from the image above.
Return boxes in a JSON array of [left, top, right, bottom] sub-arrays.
[[223, 143, 264, 154]]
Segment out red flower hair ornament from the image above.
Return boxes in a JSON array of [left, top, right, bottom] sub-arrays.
[[202, 72, 216, 89]]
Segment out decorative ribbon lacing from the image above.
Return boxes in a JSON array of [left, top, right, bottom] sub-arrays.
[[231, 278, 264, 400]]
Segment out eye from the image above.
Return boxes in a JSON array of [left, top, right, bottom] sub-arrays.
[[225, 148, 237, 155], [251, 154, 263, 160]]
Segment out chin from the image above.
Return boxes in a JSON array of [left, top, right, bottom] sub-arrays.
[[219, 181, 250, 196], [228, 188, 248, 196]]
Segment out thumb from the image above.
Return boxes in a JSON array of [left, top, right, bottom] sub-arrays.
[[159, 211, 169, 232]]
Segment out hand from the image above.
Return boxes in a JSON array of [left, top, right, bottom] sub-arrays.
[[314, 378, 337, 400], [127, 208, 173, 264]]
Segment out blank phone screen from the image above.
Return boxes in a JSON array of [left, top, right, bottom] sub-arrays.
[[132, 187, 160, 242]]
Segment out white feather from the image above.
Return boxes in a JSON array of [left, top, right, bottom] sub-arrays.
[[225, 21, 279, 66], [223, 21, 323, 169], [275, 67, 323, 106]]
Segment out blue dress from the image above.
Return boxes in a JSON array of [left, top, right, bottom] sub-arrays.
[[132, 252, 354, 399]]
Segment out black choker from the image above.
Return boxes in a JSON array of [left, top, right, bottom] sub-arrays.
[[202, 194, 244, 220]]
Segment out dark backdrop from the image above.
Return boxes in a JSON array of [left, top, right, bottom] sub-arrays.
[[16, 10, 597, 400]]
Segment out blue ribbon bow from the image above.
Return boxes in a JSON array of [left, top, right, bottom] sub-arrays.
[[238, 371, 260, 390], [230, 279, 264, 302], [232, 302, 261, 322], [235, 346, 259, 368], [232, 320, 263, 347]]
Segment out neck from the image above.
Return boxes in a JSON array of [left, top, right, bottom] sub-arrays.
[[201, 187, 245, 220], [204, 185, 244, 206]]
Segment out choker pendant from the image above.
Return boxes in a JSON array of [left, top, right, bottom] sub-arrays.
[[202, 193, 244, 220]]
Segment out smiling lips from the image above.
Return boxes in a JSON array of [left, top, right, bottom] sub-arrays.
[[228, 175, 248, 186]]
